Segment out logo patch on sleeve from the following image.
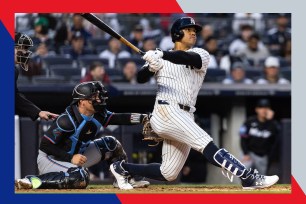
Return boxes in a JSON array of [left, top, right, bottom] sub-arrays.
[[52, 128, 62, 139]]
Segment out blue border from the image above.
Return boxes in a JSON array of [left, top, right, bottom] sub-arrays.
[[0, 21, 120, 204]]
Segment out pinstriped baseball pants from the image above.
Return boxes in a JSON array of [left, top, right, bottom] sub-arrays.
[[150, 101, 213, 181]]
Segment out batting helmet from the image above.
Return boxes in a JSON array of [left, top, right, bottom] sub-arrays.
[[72, 81, 108, 111], [170, 17, 202, 43], [15, 32, 33, 71]]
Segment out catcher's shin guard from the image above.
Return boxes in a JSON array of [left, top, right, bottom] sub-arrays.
[[94, 136, 128, 164], [213, 148, 247, 179], [34, 167, 89, 189]]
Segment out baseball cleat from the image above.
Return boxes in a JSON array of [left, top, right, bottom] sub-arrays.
[[110, 160, 133, 190], [113, 177, 150, 188], [241, 169, 279, 190], [15, 178, 32, 189]]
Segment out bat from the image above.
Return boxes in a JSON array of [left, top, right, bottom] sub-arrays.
[[81, 13, 145, 55]]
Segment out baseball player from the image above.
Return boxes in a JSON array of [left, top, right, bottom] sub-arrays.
[[240, 98, 280, 174], [15, 81, 149, 189], [15, 32, 58, 121], [110, 17, 279, 190]]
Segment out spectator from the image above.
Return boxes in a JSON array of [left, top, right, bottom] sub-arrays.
[[142, 37, 157, 52], [204, 36, 220, 68], [267, 14, 291, 56], [68, 31, 92, 60], [196, 24, 214, 47], [229, 24, 254, 56], [128, 24, 144, 54], [99, 37, 131, 69], [119, 61, 138, 84], [232, 13, 264, 34], [81, 62, 111, 85], [31, 16, 53, 47], [222, 62, 253, 84], [69, 14, 92, 42], [238, 33, 270, 67], [159, 30, 174, 51], [22, 43, 56, 78], [240, 98, 280, 174], [256, 56, 290, 84]]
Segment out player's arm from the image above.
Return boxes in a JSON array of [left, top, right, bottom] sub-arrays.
[[40, 114, 75, 162], [162, 50, 202, 68], [103, 111, 147, 126], [137, 63, 155, 83]]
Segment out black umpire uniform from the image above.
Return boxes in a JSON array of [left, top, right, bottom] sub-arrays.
[[15, 66, 41, 121]]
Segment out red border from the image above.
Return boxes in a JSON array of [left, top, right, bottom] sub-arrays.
[[2, 1, 305, 203]]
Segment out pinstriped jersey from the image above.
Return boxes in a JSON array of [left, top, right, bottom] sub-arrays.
[[156, 48, 210, 107]]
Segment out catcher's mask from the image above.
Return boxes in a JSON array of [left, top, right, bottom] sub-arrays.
[[171, 17, 202, 43], [71, 81, 108, 112], [15, 32, 33, 71]]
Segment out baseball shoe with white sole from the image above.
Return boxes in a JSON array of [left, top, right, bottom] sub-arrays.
[[110, 160, 133, 190], [241, 169, 279, 190], [113, 177, 150, 188], [15, 176, 42, 190]]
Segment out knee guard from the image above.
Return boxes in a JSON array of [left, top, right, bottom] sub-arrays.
[[94, 136, 127, 164], [213, 148, 246, 177], [33, 167, 89, 189]]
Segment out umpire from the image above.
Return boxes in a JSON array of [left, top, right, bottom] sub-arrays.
[[240, 98, 280, 174], [15, 32, 58, 120]]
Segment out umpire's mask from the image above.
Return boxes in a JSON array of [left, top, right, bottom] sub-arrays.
[[15, 33, 33, 71]]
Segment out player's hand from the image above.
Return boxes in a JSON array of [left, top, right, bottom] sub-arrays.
[[39, 111, 59, 120], [142, 50, 163, 72], [71, 154, 87, 166], [154, 48, 163, 58]]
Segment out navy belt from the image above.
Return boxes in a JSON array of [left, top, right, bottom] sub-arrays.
[[178, 104, 191, 112], [158, 100, 191, 112]]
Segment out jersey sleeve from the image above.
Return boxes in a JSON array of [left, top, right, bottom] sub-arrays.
[[43, 114, 74, 144], [187, 48, 210, 72]]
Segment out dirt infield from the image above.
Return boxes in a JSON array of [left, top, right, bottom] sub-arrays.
[[16, 184, 291, 194]]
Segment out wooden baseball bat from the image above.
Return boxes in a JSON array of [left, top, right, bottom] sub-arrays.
[[81, 13, 145, 55]]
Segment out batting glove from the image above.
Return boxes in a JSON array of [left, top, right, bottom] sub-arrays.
[[148, 58, 163, 72], [154, 48, 164, 58]]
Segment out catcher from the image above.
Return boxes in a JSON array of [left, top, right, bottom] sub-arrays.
[[15, 81, 150, 189]]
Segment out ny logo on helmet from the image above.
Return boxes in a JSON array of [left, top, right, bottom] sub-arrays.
[[190, 18, 195, 25]]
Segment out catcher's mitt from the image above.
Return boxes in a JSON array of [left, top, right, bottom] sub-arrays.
[[142, 114, 163, 146]]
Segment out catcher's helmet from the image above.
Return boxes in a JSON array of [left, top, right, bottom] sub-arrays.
[[170, 17, 202, 43], [15, 32, 33, 71], [72, 81, 108, 111]]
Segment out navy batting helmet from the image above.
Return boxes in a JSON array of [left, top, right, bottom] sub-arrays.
[[15, 32, 33, 71], [72, 81, 108, 111], [170, 17, 202, 43]]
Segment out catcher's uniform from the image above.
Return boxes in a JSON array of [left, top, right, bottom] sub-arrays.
[[38, 104, 144, 174], [149, 47, 213, 180]]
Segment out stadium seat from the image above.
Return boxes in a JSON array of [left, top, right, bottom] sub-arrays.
[[115, 57, 145, 69], [205, 69, 226, 82], [87, 38, 109, 49], [78, 55, 109, 68], [32, 76, 68, 84], [41, 56, 74, 69], [59, 46, 94, 55], [244, 69, 262, 81], [50, 67, 81, 80], [281, 69, 291, 81]]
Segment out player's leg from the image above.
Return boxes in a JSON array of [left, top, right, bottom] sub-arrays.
[[80, 136, 149, 188], [110, 139, 190, 189], [15, 150, 84, 189], [15, 167, 89, 189], [249, 152, 268, 175], [151, 104, 279, 189], [37, 150, 77, 174]]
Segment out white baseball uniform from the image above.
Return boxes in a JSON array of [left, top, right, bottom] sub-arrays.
[[150, 47, 213, 181]]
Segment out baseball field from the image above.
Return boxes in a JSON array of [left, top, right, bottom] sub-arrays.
[[15, 184, 291, 194]]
